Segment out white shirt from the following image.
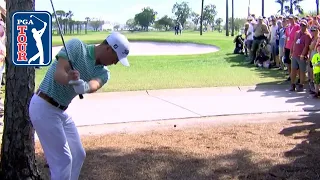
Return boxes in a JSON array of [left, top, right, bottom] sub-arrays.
[[269, 25, 278, 43], [247, 23, 254, 40]]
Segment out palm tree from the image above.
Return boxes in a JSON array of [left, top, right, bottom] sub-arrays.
[[85, 17, 90, 34], [226, 0, 229, 36], [317, 0, 319, 15], [275, 0, 288, 14], [262, 0, 265, 16], [200, 0, 204, 35], [231, 0, 234, 36], [284, 0, 304, 14]]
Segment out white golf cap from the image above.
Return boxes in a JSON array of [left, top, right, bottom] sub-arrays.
[[106, 32, 130, 67]]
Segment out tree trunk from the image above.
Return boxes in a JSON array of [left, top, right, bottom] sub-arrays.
[[281, 4, 283, 15], [226, 0, 229, 36], [290, 0, 293, 14], [261, 0, 265, 17], [0, 0, 42, 179], [317, 0, 319, 15], [200, 0, 204, 35], [231, 0, 234, 36]]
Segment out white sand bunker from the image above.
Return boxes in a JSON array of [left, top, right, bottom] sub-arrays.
[[52, 41, 219, 58], [128, 41, 219, 56]]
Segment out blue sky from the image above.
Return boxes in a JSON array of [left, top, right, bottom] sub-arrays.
[[35, 0, 315, 24]]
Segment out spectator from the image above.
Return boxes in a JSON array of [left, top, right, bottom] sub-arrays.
[[233, 33, 244, 54], [289, 20, 312, 92], [284, 15, 300, 81], [269, 17, 280, 68], [308, 26, 319, 94], [311, 45, 320, 98], [246, 17, 254, 58], [251, 16, 269, 64], [278, 19, 286, 70]]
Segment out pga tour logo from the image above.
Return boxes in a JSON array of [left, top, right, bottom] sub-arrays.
[[11, 11, 52, 66]]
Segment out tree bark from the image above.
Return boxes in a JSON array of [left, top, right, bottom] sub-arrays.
[[0, 0, 42, 179]]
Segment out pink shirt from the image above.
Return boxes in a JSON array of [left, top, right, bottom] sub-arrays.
[[285, 23, 300, 49]]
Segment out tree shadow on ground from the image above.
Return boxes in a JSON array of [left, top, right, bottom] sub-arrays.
[[245, 112, 320, 179], [36, 148, 277, 180], [35, 114, 320, 180], [224, 53, 288, 83], [245, 82, 320, 112]]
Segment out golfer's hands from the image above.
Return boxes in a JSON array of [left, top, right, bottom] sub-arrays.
[[68, 79, 91, 94], [67, 70, 80, 81]]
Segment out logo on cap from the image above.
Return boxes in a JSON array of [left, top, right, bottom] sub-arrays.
[[113, 44, 118, 49], [11, 11, 52, 66], [122, 49, 129, 55]]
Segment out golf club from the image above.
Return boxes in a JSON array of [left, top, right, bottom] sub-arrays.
[[30, 15, 45, 24], [49, 0, 84, 99]]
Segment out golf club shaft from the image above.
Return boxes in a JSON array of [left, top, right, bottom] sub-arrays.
[[49, 0, 83, 99], [31, 15, 45, 24]]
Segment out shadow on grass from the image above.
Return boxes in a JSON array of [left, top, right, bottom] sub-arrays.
[[224, 53, 288, 83]]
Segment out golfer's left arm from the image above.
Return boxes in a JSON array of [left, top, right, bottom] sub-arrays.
[[86, 69, 110, 93]]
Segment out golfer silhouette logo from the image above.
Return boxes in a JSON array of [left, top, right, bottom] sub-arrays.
[[11, 11, 52, 66]]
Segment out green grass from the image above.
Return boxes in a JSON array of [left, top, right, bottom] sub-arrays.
[[35, 31, 286, 92]]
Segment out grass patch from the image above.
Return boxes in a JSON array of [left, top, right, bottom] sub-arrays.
[[35, 113, 320, 179], [34, 31, 286, 92]]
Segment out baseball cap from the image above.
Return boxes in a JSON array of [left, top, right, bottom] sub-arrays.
[[300, 19, 308, 26], [106, 32, 130, 67]]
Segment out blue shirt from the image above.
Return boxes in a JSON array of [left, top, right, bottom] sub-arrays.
[[39, 38, 110, 106]]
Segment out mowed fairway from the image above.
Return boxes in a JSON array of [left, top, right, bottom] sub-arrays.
[[35, 31, 286, 92]]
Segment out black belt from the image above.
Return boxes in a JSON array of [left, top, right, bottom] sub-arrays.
[[36, 90, 68, 111]]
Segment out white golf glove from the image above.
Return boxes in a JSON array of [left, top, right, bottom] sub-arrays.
[[68, 79, 91, 94]]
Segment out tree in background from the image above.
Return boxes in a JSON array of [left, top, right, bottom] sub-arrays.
[[262, 0, 265, 16], [215, 18, 223, 32], [285, 0, 304, 14], [0, 0, 41, 179], [317, 0, 319, 15], [231, 0, 234, 36], [172, 1, 191, 28], [89, 18, 104, 31], [225, 17, 246, 33], [156, 15, 174, 31], [191, 12, 200, 31], [126, 18, 136, 29], [226, 0, 229, 36], [200, 0, 204, 35], [276, 0, 289, 15], [202, 4, 217, 31], [85, 17, 90, 34], [134, 7, 157, 31]]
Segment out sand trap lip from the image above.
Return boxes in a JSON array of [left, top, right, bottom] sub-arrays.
[[52, 41, 219, 58]]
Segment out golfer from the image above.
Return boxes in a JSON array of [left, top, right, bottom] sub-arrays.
[[29, 32, 130, 180]]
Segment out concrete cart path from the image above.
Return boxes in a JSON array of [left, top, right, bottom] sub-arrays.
[[66, 85, 320, 127]]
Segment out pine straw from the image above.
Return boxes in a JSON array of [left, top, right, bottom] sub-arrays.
[[35, 113, 320, 180]]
